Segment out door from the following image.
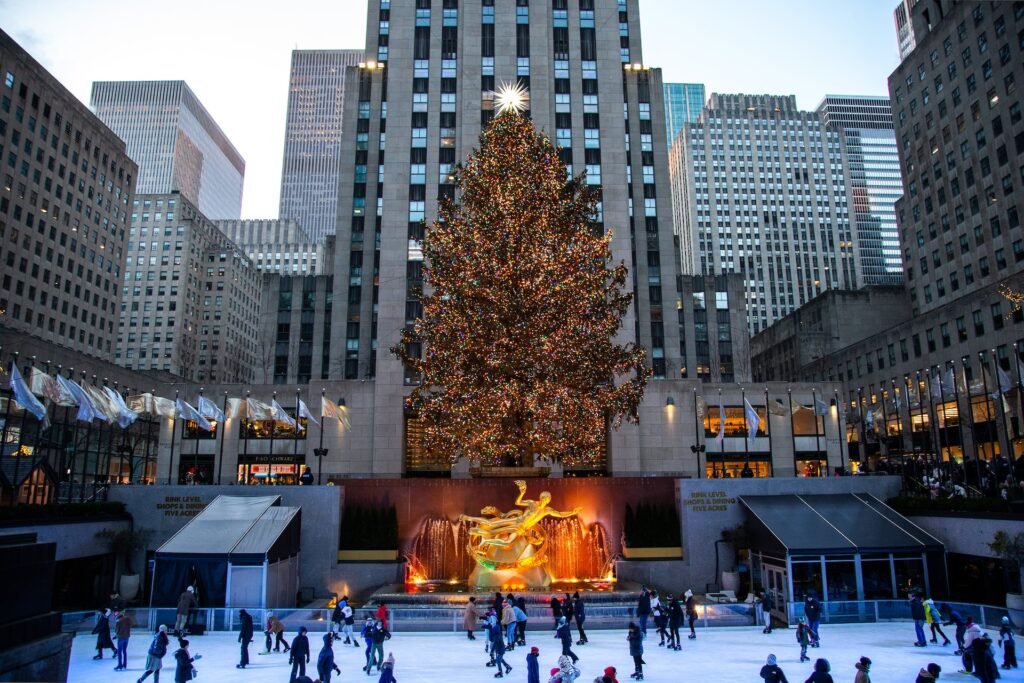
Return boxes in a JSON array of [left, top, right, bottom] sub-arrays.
[[764, 564, 788, 626]]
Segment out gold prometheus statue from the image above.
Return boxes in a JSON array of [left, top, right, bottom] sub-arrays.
[[460, 480, 581, 573]]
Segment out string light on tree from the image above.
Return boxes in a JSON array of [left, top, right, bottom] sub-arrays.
[[392, 108, 650, 468], [492, 80, 530, 114]]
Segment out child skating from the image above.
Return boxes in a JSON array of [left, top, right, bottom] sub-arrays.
[[628, 620, 645, 680]]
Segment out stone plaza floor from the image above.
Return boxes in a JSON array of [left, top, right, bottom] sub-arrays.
[[69, 621, 1018, 683]]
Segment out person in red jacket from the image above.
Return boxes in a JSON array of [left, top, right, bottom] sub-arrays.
[[375, 603, 388, 630]]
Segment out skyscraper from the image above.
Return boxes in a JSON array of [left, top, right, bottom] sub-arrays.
[[278, 49, 364, 241], [671, 93, 861, 334], [893, 0, 918, 61], [817, 95, 904, 285], [90, 81, 245, 219], [663, 82, 705, 145], [0, 29, 137, 362]]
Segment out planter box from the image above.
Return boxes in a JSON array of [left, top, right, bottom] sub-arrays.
[[337, 549, 399, 562], [621, 546, 683, 559]]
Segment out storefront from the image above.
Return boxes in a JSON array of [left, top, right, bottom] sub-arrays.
[[741, 493, 946, 625]]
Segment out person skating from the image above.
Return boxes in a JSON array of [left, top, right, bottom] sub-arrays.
[[760, 654, 790, 683], [527, 646, 540, 683], [973, 633, 1000, 683], [342, 599, 358, 647], [684, 589, 697, 640], [137, 625, 169, 683], [361, 615, 376, 672], [603, 665, 619, 683], [173, 587, 197, 637], [378, 652, 397, 683], [916, 663, 942, 683], [114, 609, 134, 671], [853, 656, 871, 683], [999, 615, 1018, 668], [551, 595, 564, 629], [262, 612, 275, 653], [289, 625, 311, 682], [331, 599, 344, 637], [964, 615, 985, 667], [940, 604, 967, 654], [910, 592, 928, 647], [464, 596, 481, 640], [563, 593, 575, 628], [236, 609, 253, 669], [548, 654, 581, 682], [367, 618, 391, 674], [493, 631, 513, 677], [502, 599, 517, 650], [649, 591, 666, 646], [574, 593, 588, 645], [760, 591, 774, 634], [666, 594, 683, 650], [515, 597, 529, 646], [636, 586, 651, 635], [804, 658, 833, 683], [172, 638, 200, 683], [375, 602, 389, 631], [486, 609, 501, 666], [804, 595, 821, 647], [925, 599, 950, 646], [627, 620, 645, 680], [556, 616, 579, 664], [796, 618, 811, 662], [317, 633, 342, 683], [272, 613, 290, 653], [92, 608, 116, 660]]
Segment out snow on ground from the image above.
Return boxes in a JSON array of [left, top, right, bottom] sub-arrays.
[[70, 622, 1019, 683]]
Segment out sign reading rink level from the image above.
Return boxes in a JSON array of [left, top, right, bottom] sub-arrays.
[[682, 490, 737, 513]]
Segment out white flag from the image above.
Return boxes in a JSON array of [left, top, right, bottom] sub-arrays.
[[744, 398, 761, 448], [175, 399, 211, 431], [714, 400, 725, 447], [271, 399, 296, 428], [198, 396, 225, 423], [297, 399, 319, 426]]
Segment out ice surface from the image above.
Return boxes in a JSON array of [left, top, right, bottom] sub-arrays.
[[69, 622, 1018, 683]]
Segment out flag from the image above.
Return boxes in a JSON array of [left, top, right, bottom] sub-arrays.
[[744, 398, 761, 448], [322, 396, 341, 420], [103, 387, 139, 428], [998, 365, 1014, 395], [907, 382, 921, 408], [28, 367, 62, 404], [175, 399, 211, 431], [246, 398, 274, 421], [714, 399, 725, 446], [153, 396, 176, 418], [198, 396, 225, 423], [82, 384, 115, 422], [767, 398, 786, 416], [931, 372, 943, 401], [297, 399, 319, 427], [271, 399, 296, 428], [56, 374, 98, 422], [814, 398, 829, 416], [9, 363, 47, 421], [695, 395, 708, 419], [791, 398, 806, 413], [226, 397, 246, 419]]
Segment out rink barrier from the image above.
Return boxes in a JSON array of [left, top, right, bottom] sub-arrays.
[[61, 599, 1010, 634]]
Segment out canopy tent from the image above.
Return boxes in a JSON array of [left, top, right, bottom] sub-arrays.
[[152, 495, 301, 608]]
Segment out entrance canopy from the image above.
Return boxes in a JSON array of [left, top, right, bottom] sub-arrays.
[[740, 493, 944, 556], [152, 495, 301, 607]]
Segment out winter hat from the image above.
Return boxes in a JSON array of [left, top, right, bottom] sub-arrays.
[[927, 663, 941, 677], [187, 586, 194, 592], [158, 624, 168, 633], [323, 633, 333, 644], [766, 654, 777, 666], [551, 668, 561, 677], [604, 666, 617, 677], [559, 616, 567, 625], [924, 598, 934, 605], [298, 626, 307, 634], [104, 609, 111, 617], [1003, 616, 1011, 625], [857, 657, 871, 671], [530, 646, 539, 654], [684, 589, 693, 598]]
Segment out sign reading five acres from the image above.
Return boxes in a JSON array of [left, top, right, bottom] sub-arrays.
[[157, 495, 206, 518], [682, 490, 736, 513]]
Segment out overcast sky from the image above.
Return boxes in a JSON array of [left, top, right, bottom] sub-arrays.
[[2, 0, 900, 219]]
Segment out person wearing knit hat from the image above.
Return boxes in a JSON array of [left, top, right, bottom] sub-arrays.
[[854, 656, 871, 683], [916, 663, 942, 683], [760, 654, 789, 683], [924, 598, 950, 646], [603, 664, 619, 682], [627, 621, 645, 680], [527, 646, 540, 683], [999, 615, 1018, 669]]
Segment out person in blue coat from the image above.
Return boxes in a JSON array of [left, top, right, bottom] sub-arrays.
[[316, 633, 342, 683], [527, 646, 540, 683], [909, 593, 927, 647], [555, 616, 578, 664]]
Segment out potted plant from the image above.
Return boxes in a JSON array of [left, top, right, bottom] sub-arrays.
[[95, 525, 152, 601], [988, 530, 1024, 628]]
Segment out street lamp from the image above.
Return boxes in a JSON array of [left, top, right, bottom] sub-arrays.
[[313, 447, 329, 486]]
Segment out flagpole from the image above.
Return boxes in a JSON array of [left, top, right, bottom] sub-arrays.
[[1, 352, 16, 497], [167, 389, 179, 485], [716, 388, 722, 478], [953, 358, 982, 489], [269, 391, 277, 483], [57, 365, 73, 501], [930, 367, 950, 480], [812, 388, 822, 476], [216, 391, 228, 485], [834, 388, 844, 475], [79, 371, 96, 502], [317, 389, 326, 485], [788, 387, 797, 475], [99, 377, 114, 489], [692, 387, 703, 479], [1016, 342, 1024, 441], [142, 393, 154, 485], [741, 386, 749, 475], [764, 386, 772, 478], [857, 387, 866, 471], [242, 390, 251, 484], [192, 388, 203, 484], [293, 388, 300, 468], [994, 348, 1018, 498], [978, 352, 996, 467]]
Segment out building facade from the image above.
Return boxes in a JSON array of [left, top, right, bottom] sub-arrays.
[[90, 81, 245, 219], [817, 95, 904, 285], [0, 30, 137, 362], [215, 218, 331, 275], [663, 81, 705, 146], [117, 192, 262, 383], [670, 93, 862, 334], [894, 0, 919, 61], [278, 49, 365, 242]]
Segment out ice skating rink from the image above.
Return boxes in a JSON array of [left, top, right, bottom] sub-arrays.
[[69, 622, 1019, 683]]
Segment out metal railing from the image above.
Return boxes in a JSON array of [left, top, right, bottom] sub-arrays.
[[62, 599, 1011, 634]]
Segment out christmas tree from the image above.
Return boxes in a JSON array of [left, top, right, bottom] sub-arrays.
[[393, 107, 650, 468]]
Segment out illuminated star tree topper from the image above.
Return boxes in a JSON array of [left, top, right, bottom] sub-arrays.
[[493, 80, 530, 114], [392, 109, 651, 468]]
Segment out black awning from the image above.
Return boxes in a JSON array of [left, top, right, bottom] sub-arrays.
[[740, 493, 944, 555]]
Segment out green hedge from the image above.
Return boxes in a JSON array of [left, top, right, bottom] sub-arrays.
[[887, 495, 1015, 515], [339, 504, 399, 550], [623, 503, 682, 548], [0, 501, 127, 524]]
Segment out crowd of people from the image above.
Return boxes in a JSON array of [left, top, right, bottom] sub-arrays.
[[83, 583, 1019, 683]]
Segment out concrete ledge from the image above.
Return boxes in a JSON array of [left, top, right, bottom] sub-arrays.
[[337, 549, 399, 561], [0, 630, 73, 683], [621, 546, 683, 559]]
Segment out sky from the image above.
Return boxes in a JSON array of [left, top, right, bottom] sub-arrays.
[[2, 0, 900, 220]]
